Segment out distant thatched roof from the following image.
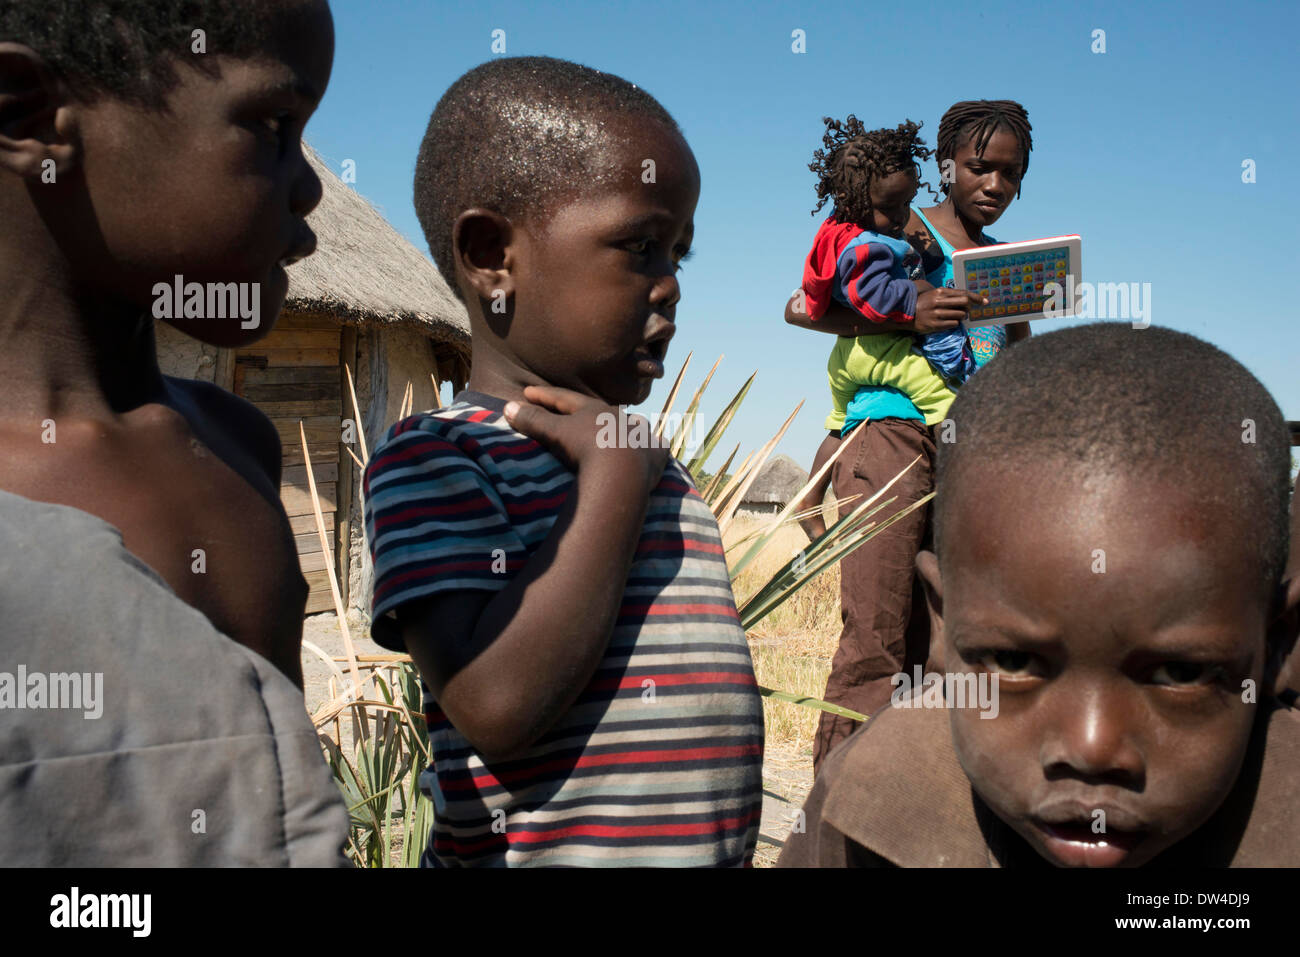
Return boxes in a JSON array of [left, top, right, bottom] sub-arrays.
[[285, 144, 469, 358], [742, 454, 809, 505]]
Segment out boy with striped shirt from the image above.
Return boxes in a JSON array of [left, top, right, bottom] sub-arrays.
[[362, 57, 764, 866]]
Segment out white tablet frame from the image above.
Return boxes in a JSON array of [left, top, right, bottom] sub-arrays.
[[952, 235, 1082, 328]]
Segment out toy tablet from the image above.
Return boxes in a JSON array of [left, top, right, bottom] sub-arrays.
[[953, 235, 1082, 327]]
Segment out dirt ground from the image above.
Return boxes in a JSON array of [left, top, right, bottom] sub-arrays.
[[755, 745, 815, 867], [300, 611, 393, 713]]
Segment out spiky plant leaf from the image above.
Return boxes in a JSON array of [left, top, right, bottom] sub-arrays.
[[669, 355, 722, 459], [725, 437, 880, 582], [685, 372, 755, 480], [714, 400, 804, 537], [700, 443, 739, 505], [709, 449, 756, 515], [757, 688, 867, 721], [654, 351, 693, 441], [739, 492, 934, 630]]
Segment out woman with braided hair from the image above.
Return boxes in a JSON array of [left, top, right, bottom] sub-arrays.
[[908, 100, 1035, 361], [786, 101, 1035, 774]]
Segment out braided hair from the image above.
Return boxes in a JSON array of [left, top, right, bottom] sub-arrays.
[[936, 100, 1033, 197], [809, 116, 936, 228]]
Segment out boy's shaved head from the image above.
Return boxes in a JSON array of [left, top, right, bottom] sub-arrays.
[[922, 323, 1296, 867], [935, 322, 1291, 590], [0, 0, 305, 107], [414, 55, 682, 297]]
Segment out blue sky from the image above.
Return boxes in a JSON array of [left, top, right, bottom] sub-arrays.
[[306, 0, 1299, 471]]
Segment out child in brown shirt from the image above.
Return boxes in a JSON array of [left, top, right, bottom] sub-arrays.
[[781, 323, 1299, 867]]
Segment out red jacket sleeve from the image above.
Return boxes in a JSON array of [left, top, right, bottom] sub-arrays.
[[801, 219, 862, 319], [801, 220, 916, 323]]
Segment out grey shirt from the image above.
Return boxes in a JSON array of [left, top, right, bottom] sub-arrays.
[[0, 491, 348, 866]]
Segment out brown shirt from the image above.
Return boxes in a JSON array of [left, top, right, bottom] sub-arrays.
[[779, 696, 1300, 867]]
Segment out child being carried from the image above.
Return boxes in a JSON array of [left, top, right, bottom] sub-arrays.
[[801, 117, 983, 433]]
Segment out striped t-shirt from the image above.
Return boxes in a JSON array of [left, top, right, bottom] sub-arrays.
[[362, 392, 764, 867]]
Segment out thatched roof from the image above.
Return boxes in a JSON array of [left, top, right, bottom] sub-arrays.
[[742, 454, 809, 505], [285, 144, 469, 358]]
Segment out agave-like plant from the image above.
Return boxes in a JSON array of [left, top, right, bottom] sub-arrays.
[[301, 373, 437, 867], [656, 357, 931, 721], [317, 660, 432, 867]]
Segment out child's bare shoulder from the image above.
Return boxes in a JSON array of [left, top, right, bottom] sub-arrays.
[[163, 376, 283, 494]]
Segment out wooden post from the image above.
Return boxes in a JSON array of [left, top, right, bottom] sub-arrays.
[[335, 325, 359, 610], [213, 347, 236, 393]]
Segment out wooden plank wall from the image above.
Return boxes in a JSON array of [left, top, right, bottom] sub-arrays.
[[233, 318, 343, 614]]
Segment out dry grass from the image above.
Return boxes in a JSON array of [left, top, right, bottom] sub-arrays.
[[726, 512, 841, 758]]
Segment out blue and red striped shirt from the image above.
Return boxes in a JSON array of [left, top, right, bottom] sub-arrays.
[[362, 392, 764, 866]]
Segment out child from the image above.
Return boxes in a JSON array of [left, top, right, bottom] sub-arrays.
[[802, 117, 977, 439], [780, 324, 1300, 867], [0, 0, 336, 685], [0, 0, 346, 863], [363, 56, 764, 867]]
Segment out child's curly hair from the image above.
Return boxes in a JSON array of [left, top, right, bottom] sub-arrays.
[[809, 116, 937, 227]]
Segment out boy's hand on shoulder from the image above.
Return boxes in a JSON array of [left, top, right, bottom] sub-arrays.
[[505, 384, 669, 493], [914, 288, 985, 335], [400, 384, 670, 759]]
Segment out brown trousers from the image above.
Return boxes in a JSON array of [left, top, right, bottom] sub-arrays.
[[813, 417, 937, 776]]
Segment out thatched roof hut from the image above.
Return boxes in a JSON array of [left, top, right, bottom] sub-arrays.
[[738, 454, 809, 516], [281, 144, 470, 388], [155, 144, 470, 613]]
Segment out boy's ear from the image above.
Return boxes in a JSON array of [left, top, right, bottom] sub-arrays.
[[452, 208, 517, 306], [916, 549, 946, 673], [0, 43, 80, 180]]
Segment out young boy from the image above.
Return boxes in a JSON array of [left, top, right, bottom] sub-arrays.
[[0, 0, 333, 684], [780, 323, 1300, 866], [363, 56, 764, 867], [0, 0, 347, 863]]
